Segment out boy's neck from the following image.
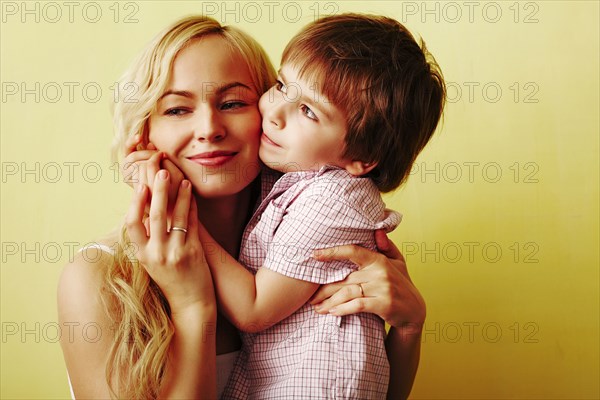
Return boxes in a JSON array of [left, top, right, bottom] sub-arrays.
[[195, 183, 255, 257]]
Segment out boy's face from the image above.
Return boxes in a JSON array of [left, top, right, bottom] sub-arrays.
[[258, 63, 350, 173]]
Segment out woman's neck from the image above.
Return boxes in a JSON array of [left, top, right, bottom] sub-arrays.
[[195, 184, 255, 257]]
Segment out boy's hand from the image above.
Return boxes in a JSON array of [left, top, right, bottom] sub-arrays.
[[121, 134, 184, 213]]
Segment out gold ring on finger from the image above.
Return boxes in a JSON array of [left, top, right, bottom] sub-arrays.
[[357, 283, 365, 297]]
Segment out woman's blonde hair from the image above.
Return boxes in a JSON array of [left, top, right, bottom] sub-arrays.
[[105, 15, 275, 398]]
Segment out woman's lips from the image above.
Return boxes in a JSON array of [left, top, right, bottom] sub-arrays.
[[261, 133, 281, 147], [188, 151, 237, 167]]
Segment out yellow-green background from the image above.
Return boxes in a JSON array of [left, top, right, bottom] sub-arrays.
[[1, 1, 598, 398]]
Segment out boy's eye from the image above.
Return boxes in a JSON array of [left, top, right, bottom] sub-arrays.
[[164, 107, 189, 116], [275, 80, 287, 94], [221, 101, 247, 111], [300, 104, 318, 121]]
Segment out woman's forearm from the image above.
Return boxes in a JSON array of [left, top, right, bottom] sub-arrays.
[[386, 325, 422, 400], [160, 304, 217, 399]]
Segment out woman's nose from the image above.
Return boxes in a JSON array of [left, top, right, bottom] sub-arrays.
[[193, 108, 226, 142]]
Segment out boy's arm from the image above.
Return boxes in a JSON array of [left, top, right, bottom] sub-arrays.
[[198, 224, 319, 333]]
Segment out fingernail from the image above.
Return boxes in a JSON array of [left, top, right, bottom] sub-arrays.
[[137, 184, 145, 193], [159, 170, 168, 180], [313, 250, 323, 258], [181, 180, 190, 189], [313, 303, 321, 310], [328, 307, 337, 314]]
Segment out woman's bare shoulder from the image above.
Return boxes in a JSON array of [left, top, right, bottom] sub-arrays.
[[57, 236, 120, 399], [57, 235, 119, 318]]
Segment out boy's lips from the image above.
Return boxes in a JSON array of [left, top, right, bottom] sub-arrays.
[[261, 133, 281, 147], [187, 150, 238, 167]]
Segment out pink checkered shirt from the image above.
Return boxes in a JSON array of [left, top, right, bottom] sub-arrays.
[[222, 166, 401, 399]]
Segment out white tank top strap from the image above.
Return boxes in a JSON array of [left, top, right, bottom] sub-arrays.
[[67, 372, 75, 400], [77, 243, 115, 256]]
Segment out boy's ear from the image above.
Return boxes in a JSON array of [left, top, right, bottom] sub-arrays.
[[344, 160, 378, 177]]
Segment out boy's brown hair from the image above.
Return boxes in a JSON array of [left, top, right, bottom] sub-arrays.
[[282, 13, 446, 192]]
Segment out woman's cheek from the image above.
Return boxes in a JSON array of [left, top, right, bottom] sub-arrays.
[[248, 110, 263, 140], [147, 119, 184, 154], [147, 117, 162, 147]]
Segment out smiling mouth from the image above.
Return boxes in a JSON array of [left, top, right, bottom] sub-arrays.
[[187, 151, 238, 167], [261, 133, 281, 147]]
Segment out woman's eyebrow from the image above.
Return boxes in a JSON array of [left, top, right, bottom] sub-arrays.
[[215, 82, 252, 94], [159, 82, 252, 101], [159, 90, 195, 101]]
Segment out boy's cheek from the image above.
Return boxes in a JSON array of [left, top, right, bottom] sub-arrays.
[[258, 88, 273, 115], [258, 143, 275, 166]]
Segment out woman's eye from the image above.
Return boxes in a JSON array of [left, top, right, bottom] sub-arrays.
[[300, 104, 318, 121], [221, 101, 247, 111], [275, 80, 287, 94], [164, 107, 189, 116]]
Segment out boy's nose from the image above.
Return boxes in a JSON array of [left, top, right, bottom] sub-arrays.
[[267, 112, 284, 129], [264, 92, 286, 130], [193, 108, 226, 142]]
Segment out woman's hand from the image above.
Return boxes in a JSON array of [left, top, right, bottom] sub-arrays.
[[310, 230, 425, 330], [121, 134, 184, 214], [126, 169, 215, 313], [311, 231, 424, 399], [126, 170, 217, 398]]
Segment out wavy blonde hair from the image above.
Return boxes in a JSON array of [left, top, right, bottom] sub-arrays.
[[105, 15, 276, 398]]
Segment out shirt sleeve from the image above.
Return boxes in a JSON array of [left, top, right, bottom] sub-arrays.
[[262, 192, 380, 284]]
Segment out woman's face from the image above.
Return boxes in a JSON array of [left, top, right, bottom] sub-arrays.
[[148, 35, 262, 198]]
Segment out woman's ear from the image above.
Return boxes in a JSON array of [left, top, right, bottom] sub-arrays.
[[344, 160, 378, 177]]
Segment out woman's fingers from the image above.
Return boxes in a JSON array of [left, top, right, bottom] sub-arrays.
[[312, 281, 368, 311], [162, 158, 183, 180], [187, 195, 200, 242], [124, 149, 160, 163], [310, 283, 342, 305], [162, 158, 185, 209], [309, 267, 367, 304], [136, 163, 148, 193], [124, 133, 141, 155], [314, 244, 382, 271], [144, 151, 163, 194], [125, 184, 149, 248], [170, 180, 192, 246], [325, 297, 382, 318], [122, 133, 143, 185], [310, 245, 379, 308], [122, 150, 159, 187], [310, 242, 419, 326], [148, 169, 170, 243], [374, 229, 404, 260]]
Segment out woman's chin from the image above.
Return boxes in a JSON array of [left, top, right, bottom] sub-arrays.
[[189, 178, 253, 200]]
